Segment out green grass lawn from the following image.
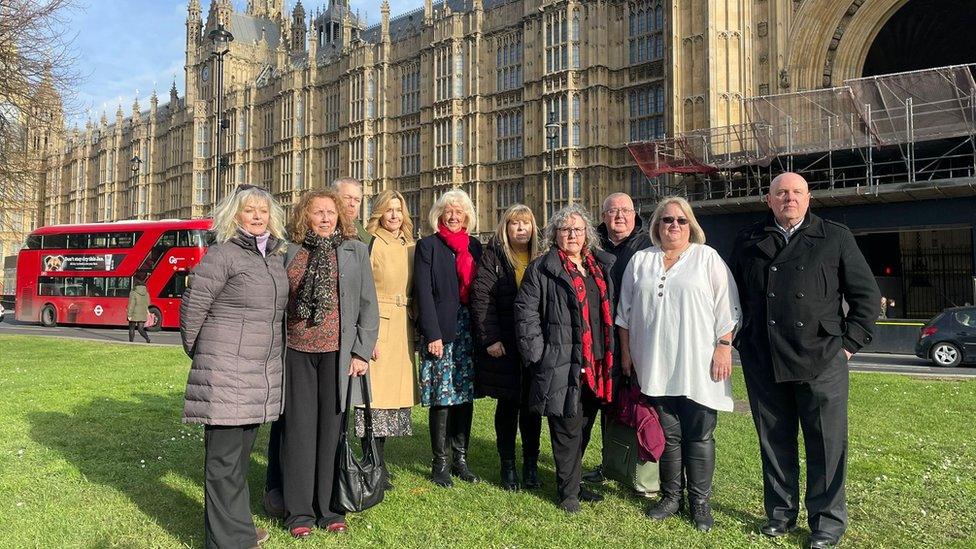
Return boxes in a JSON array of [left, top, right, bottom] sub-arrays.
[[0, 334, 974, 548]]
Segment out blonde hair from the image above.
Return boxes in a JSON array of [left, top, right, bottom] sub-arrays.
[[648, 197, 706, 247], [367, 189, 415, 242], [428, 188, 477, 233], [494, 204, 540, 268], [288, 188, 358, 243], [211, 186, 287, 248]]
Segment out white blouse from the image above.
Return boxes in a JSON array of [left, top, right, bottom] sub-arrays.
[[615, 243, 741, 412]]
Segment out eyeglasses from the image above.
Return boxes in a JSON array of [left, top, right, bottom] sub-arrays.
[[557, 227, 586, 236], [605, 208, 635, 217], [660, 216, 689, 225]]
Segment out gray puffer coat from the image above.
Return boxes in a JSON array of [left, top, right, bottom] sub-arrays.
[[180, 232, 289, 425]]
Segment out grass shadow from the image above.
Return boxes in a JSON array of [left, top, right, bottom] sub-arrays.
[[27, 391, 272, 547]]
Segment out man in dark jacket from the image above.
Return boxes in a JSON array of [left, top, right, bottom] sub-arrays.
[[584, 192, 652, 483], [729, 172, 880, 549]]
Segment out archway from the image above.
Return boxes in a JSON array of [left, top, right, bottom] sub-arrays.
[[862, 0, 976, 76]]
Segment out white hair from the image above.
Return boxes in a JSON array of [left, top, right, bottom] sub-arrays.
[[428, 188, 477, 232]]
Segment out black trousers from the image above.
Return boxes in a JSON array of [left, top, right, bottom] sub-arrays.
[[651, 396, 718, 502], [494, 377, 543, 462], [282, 350, 345, 529], [548, 387, 601, 504], [742, 351, 849, 539], [203, 424, 260, 549], [128, 321, 149, 342], [264, 417, 283, 492]]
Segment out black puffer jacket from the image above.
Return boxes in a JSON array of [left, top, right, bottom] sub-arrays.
[[597, 216, 652, 307], [515, 248, 617, 418], [470, 238, 523, 400]]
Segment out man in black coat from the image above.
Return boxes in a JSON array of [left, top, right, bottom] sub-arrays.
[[583, 192, 652, 484], [729, 172, 880, 549]]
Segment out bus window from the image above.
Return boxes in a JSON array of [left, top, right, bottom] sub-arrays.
[[42, 234, 67, 249], [25, 235, 41, 249], [106, 277, 131, 297], [86, 278, 107, 296], [67, 234, 88, 249], [89, 234, 110, 248], [158, 232, 177, 248], [38, 277, 62, 296], [111, 232, 140, 248], [188, 230, 208, 247], [160, 271, 191, 298]]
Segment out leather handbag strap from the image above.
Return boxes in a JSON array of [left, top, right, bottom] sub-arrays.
[[341, 373, 374, 436]]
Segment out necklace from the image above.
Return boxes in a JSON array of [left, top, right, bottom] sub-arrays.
[[663, 244, 691, 262]]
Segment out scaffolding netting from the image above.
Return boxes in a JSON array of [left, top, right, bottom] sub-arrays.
[[628, 64, 976, 179]]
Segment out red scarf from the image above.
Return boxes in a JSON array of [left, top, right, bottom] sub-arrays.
[[558, 249, 615, 405], [437, 222, 477, 304]]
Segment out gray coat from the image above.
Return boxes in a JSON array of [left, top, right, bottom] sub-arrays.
[[285, 239, 379, 411], [180, 233, 289, 425]]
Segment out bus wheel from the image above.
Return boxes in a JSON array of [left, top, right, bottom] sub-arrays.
[[40, 304, 57, 327], [146, 306, 163, 332]]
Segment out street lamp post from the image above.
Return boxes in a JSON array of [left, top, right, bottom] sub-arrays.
[[545, 111, 560, 220], [129, 154, 143, 219], [208, 23, 234, 207]]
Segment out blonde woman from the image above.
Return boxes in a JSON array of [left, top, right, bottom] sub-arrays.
[[616, 197, 740, 531], [470, 204, 543, 491], [413, 189, 483, 487], [360, 190, 419, 487], [180, 184, 289, 548]]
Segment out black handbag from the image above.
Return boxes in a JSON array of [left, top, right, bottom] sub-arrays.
[[332, 374, 387, 513]]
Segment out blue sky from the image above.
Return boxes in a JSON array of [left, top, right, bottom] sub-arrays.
[[67, 0, 424, 127]]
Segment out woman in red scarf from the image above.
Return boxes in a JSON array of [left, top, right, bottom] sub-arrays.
[[413, 189, 483, 487], [515, 204, 618, 513]]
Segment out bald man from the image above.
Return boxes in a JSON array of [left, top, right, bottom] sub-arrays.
[[729, 173, 879, 549]]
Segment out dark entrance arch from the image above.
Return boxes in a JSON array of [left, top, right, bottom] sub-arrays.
[[862, 0, 976, 76]]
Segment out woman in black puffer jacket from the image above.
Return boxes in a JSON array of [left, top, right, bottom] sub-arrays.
[[471, 204, 543, 491]]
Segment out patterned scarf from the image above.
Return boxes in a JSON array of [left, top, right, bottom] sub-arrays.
[[294, 229, 343, 326], [558, 249, 615, 405], [437, 222, 477, 304]]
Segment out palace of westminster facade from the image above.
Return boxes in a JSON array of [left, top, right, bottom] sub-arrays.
[[19, 0, 913, 249]]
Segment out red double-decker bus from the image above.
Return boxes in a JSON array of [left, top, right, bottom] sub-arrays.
[[15, 219, 212, 330]]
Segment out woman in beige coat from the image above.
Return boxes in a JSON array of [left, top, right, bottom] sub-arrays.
[[360, 189, 419, 486]]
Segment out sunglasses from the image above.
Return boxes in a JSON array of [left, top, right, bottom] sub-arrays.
[[235, 183, 269, 194], [660, 216, 689, 225]]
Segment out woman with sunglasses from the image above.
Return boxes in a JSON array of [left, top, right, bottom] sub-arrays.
[[615, 197, 741, 532]]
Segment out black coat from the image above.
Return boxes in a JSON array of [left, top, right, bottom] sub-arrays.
[[470, 238, 523, 400], [413, 232, 483, 344], [729, 212, 880, 382], [515, 248, 617, 418], [597, 216, 652, 306]]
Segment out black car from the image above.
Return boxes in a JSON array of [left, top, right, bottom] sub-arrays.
[[915, 306, 976, 367]]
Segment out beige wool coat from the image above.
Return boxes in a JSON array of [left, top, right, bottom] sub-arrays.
[[368, 227, 419, 409]]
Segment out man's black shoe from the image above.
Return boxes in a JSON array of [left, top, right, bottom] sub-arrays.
[[760, 519, 797, 537], [807, 533, 841, 548]]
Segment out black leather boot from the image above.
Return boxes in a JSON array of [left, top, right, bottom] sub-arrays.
[[685, 438, 716, 532], [500, 459, 520, 490], [522, 457, 542, 489], [429, 407, 453, 487], [448, 403, 479, 483], [647, 437, 683, 520]]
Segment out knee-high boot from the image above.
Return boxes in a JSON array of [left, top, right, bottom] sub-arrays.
[[448, 402, 479, 483], [429, 406, 452, 487], [685, 438, 716, 531]]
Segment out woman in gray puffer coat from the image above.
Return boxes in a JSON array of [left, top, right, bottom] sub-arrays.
[[180, 184, 289, 549]]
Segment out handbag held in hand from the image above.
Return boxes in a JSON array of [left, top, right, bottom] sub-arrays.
[[332, 374, 388, 513]]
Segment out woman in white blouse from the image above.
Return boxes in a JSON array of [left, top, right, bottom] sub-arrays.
[[616, 196, 740, 533]]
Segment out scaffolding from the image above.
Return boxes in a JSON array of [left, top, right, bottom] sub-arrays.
[[627, 64, 976, 203]]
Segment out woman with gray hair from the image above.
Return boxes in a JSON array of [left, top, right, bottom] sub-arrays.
[[514, 204, 618, 513], [413, 188, 483, 487], [180, 184, 289, 547], [616, 196, 740, 532]]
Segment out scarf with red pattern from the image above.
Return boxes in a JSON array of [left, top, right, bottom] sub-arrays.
[[437, 222, 477, 304], [558, 249, 615, 405]]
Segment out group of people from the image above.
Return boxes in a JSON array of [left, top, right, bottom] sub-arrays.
[[179, 171, 879, 549]]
